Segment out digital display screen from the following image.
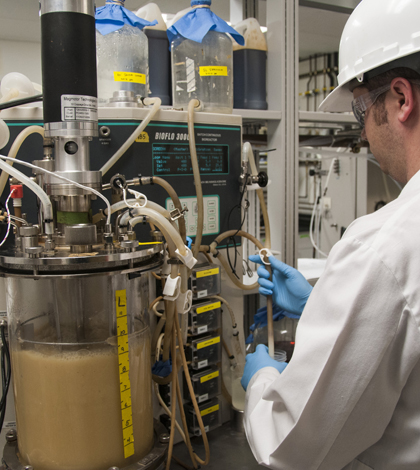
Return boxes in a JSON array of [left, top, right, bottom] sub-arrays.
[[152, 144, 229, 176]]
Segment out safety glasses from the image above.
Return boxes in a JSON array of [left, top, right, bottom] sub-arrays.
[[351, 79, 420, 127], [351, 83, 391, 127]]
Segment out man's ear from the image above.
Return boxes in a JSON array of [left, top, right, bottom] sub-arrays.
[[390, 77, 415, 123]]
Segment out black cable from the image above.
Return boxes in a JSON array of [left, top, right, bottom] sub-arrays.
[[0, 324, 11, 433], [225, 179, 250, 277], [0, 94, 43, 111]]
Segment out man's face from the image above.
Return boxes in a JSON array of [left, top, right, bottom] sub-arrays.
[[352, 85, 406, 183]]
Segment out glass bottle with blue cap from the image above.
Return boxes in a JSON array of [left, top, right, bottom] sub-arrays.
[[95, 0, 157, 106], [167, 0, 244, 114]]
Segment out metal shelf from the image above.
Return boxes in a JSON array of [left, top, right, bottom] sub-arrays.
[[233, 109, 282, 121], [299, 110, 357, 124]]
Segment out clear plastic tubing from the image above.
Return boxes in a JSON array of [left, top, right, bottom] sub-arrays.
[[100, 97, 161, 176], [128, 208, 187, 257], [0, 126, 45, 199], [96, 24, 149, 106], [108, 199, 169, 217], [117, 201, 178, 230], [0, 156, 53, 234], [171, 30, 233, 113]]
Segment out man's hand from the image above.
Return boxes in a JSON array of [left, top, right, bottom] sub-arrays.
[[241, 344, 287, 391], [249, 255, 313, 316]]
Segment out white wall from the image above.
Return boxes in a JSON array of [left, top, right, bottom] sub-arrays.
[[0, 40, 42, 86]]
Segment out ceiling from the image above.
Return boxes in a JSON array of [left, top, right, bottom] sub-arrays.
[[0, 0, 353, 57]]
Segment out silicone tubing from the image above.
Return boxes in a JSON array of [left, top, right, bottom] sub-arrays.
[[128, 208, 187, 257], [0, 126, 45, 199], [0, 156, 53, 234], [100, 97, 161, 176]]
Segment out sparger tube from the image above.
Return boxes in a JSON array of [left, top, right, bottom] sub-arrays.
[[0, 155, 112, 226], [187, 99, 204, 258], [0, 126, 45, 199], [100, 97, 161, 176], [0, 156, 54, 234]]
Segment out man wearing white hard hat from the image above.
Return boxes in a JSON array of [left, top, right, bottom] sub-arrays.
[[241, 0, 420, 469]]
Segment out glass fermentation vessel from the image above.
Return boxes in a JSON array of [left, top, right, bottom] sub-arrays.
[[5, 272, 153, 470]]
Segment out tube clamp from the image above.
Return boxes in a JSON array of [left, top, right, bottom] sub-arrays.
[[176, 290, 192, 314], [175, 247, 197, 269], [163, 275, 181, 301], [258, 248, 280, 265]]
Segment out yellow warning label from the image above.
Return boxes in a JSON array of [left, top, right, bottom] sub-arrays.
[[196, 301, 221, 314], [200, 404, 220, 417], [115, 289, 135, 459], [200, 370, 220, 384], [197, 336, 220, 350], [114, 71, 146, 84], [199, 66, 228, 77], [135, 132, 149, 143], [196, 268, 220, 279]]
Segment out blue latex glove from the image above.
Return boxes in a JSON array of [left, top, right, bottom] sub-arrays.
[[249, 255, 313, 317], [152, 359, 172, 377], [241, 344, 287, 391]]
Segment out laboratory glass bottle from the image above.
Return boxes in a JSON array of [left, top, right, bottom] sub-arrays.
[[171, 30, 234, 113], [233, 18, 268, 110], [96, 24, 149, 106]]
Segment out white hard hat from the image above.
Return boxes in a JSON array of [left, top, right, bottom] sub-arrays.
[[319, 0, 420, 112]]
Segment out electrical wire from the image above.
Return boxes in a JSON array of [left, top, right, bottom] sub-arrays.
[[323, 157, 338, 196], [309, 179, 328, 258], [226, 179, 249, 278], [0, 155, 112, 225], [0, 189, 16, 248], [0, 94, 43, 111], [0, 323, 11, 433]]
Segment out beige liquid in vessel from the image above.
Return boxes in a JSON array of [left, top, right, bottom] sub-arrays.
[[12, 332, 153, 470]]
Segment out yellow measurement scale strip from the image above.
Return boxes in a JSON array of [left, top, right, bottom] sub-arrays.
[[116, 289, 135, 459]]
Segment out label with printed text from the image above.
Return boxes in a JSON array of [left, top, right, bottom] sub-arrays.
[[200, 404, 219, 417], [196, 336, 220, 350], [196, 301, 221, 314], [196, 268, 220, 279], [114, 71, 146, 84], [199, 66, 228, 76], [200, 370, 219, 383]]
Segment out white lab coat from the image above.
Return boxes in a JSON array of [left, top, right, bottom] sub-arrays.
[[244, 169, 420, 470]]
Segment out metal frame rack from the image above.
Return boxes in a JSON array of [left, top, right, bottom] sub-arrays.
[[232, 0, 360, 267]]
